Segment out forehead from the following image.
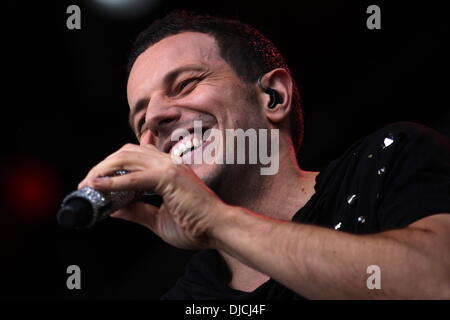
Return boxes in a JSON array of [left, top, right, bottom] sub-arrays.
[[127, 32, 224, 100]]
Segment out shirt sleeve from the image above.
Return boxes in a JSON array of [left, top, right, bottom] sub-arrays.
[[375, 122, 450, 229]]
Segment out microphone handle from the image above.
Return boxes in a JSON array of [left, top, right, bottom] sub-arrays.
[[57, 170, 162, 230]]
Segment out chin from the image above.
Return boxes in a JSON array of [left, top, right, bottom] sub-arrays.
[[189, 162, 225, 189]]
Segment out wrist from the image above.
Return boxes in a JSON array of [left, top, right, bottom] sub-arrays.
[[207, 203, 241, 249], [207, 204, 274, 252]]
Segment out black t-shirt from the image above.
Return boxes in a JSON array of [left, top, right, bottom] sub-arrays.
[[161, 122, 450, 300]]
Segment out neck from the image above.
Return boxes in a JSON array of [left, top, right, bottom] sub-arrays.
[[216, 144, 318, 221], [213, 144, 319, 292]]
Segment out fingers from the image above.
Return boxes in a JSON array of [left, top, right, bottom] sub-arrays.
[[78, 144, 171, 189], [111, 201, 159, 232], [78, 151, 146, 188], [103, 143, 157, 160], [89, 170, 162, 191]]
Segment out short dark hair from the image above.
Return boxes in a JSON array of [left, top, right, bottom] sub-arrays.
[[128, 10, 304, 151]]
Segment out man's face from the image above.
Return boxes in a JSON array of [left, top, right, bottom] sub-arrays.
[[127, 32, 265, 187]]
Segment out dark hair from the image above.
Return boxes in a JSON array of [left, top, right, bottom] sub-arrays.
[[128, 10, 304, 151]]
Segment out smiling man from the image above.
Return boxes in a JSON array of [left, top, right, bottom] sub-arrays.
[[79, 11, 450, 299]]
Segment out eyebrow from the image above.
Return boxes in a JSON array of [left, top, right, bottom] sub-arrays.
[[128, 65, 208, 133]]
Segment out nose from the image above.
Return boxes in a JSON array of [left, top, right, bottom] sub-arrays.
[[144, 97, 182, 139]]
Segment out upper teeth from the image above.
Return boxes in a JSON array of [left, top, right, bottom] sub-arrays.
[[171, 135, 202, 157]]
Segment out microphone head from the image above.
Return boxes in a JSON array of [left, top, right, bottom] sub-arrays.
[[57, 198, 94, 229]]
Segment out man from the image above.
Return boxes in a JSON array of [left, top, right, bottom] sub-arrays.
[[78, 11, 450, 299]]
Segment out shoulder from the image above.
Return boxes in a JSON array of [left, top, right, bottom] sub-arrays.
[[379, 121, 439, 134], [355, 122, 450, 230], [346, 121, 450, 167], [364, 121, 449, 149], [317, 122, 449, 182], [310, 122, 450, 232], [352, 121, 450, 179]]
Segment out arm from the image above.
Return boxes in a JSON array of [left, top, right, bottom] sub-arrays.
[[211, 206, 450, 299], [79, 143, 450, 299]]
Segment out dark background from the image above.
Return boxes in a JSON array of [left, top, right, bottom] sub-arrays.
[[2, 0, 449, 299]]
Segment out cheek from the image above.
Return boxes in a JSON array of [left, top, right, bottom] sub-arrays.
[[183, 85, 231, 116], [189, 84, 256, 122]]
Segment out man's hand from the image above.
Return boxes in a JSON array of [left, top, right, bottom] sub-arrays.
[[78, 143, 227, 250]]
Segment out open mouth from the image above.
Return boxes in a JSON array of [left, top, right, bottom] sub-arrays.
[[168, 126, 215, 158]]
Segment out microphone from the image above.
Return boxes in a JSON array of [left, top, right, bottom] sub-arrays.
[[57, 170, 163, 230]]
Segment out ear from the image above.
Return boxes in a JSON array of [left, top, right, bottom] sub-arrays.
[[258, 68, 293, 124]]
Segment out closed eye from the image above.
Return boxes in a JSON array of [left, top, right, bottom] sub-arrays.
[[176, 77, 201, 95], [136, 76, 203, 137]]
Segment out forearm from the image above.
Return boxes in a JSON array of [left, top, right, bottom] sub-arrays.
[[210, 206, 450, 299]]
